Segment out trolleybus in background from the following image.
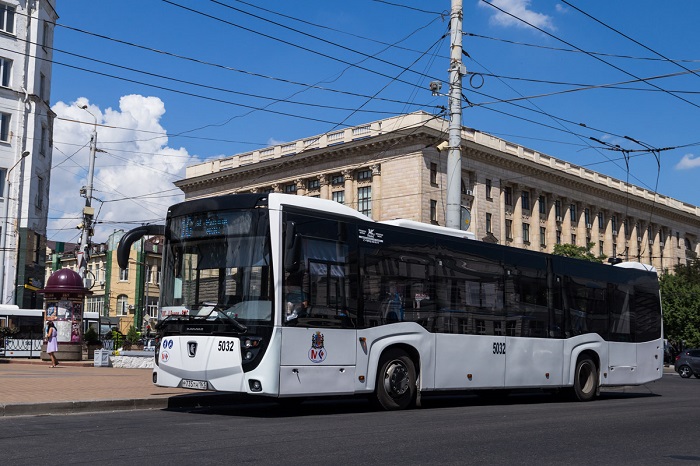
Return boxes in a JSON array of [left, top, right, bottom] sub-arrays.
[[0, 305, 44, 358], [117, 193, 663, 410]]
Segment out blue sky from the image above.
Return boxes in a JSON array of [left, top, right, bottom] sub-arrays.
[[48, 0, 700, 242]]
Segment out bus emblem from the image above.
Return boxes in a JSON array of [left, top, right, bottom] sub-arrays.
[[187, 341, 198, 358], [308, 331, 327, 363]]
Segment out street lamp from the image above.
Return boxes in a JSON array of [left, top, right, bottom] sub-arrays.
[[77, 104, 97, 284], [0, 150, 30, 303]]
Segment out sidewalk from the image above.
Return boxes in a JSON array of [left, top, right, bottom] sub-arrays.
[[0, 358, 222, 417]]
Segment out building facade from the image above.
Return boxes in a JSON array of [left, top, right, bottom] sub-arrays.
[[0, 0, 57, 308], [176, 112, 700, 273], [46, 231, 162, 334]]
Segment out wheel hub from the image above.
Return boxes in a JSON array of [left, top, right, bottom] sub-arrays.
[[384, 361, 409, 397]]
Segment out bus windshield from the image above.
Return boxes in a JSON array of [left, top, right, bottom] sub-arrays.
[[159, 208, 273, 327]]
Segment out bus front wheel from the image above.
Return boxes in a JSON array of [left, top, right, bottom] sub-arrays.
[[375, 349, 416, 410], [573, 357, 598, 401]]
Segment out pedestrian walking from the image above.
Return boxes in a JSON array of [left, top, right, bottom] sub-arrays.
[[45, 321, 59, 368]]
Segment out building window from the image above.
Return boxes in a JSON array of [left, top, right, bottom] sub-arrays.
[[86, 296, 104, 315], [677, 232, 680, 248], [117, 295, 129, 316], [0, 4, 14, 34], [521, 191, 530, 211], [0, 57, 10, 87], [40, 73, 46, 102], [307, 179, 320, 190], [504, 186, 513, 206], [523, 223, 530, 243], [611, 215, 617, 233], [505, 219, 513, 240], [42, 21, 50, 51], [486, 213, 492, 233], [555, 200, 562, 219], [485, 179, 492, 199], [0, 112, 10, 142], [36, 176, 44, 210], [612, 243, 617, 258], [331, 174, 344, 185], [357, 186, 372, 216], [585, 208, 591, 227], [357, 169, 372, 181], [430, 162, 438, 185], [540, 227, 546, 247], [146, 265, 153, 284], [556, 230, 562, 244], [648, 226, 653, 244], [598, 211, 604, 230], [261, 187, 274, 194], [599, 241, 604, 256], [40, 125, 47, 156], [571, 234, 577, 245], [284, 183, 296, 194], [120, 267, 129, 281], [332, 190, 344, 204], [570, 203, 577, 222], [33, 233, 41, 263], [430, 200, 438, 224], [539, 195, 546, 215]]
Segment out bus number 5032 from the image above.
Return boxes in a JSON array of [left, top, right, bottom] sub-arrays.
[[493, 342, 506, 355]]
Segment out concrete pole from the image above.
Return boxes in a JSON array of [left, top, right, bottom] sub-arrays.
[[446, 0, 465, 229], [77, 108, 97, 283]]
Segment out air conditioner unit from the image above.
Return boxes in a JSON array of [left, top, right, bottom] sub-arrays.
[[556, 216, 563, 222], [649, 239, 654, 245], [586, 223, 592, 229], [464, 189, 474, 196], [99, 280, 105, 287], [659, 241, 665, 247], [637, 237, 642, 242]]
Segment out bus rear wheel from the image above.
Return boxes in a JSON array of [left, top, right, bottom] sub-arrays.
[[573, 357, 598, 401], [375, 349, 416, 410]]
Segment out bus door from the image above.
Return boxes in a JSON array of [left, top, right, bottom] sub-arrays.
[[280, 254, 357, 396], [0, 316, 6, 355]]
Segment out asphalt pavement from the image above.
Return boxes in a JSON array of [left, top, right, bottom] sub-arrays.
[[0, 357, 679, 418]]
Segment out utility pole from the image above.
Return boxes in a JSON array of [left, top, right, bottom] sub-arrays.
[[446, 0, 465, 230], [78, 105, 97, 284]]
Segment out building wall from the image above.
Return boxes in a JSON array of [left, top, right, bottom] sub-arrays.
[[175, 112, 700, 273], [0, 0, 57, 307]]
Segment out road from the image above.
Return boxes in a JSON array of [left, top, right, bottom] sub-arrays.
[[1, 373, 698, 465]]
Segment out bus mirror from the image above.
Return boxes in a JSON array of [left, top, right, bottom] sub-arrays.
[[117, 224, 166, 269], [284, 221, 301, 273]]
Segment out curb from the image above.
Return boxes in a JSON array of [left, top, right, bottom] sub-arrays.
[[0, 397, 172, 417]]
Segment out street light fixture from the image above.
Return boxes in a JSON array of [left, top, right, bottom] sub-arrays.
[[0, 150, 30, 303], [77, 104, 98, 285]]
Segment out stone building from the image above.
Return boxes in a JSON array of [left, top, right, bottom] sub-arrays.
[[0, 0, 57, 308], [176, 112, 700, 273]]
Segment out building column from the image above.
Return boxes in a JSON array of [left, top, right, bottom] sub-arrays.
[[499, 180, 506, 245], [562, 199, 572, 244], [371, 164, 381, 220], [319, 174, 329, 200], [531, 190, 541, 250], [513, 184, 523, 247], [603, 210, 614, 259], [629, 218, 639, 262], [295, 178, 306, 196], [576, 204, 587, 247], [343, 169, 354, 209], [651, 225, 662, 270]]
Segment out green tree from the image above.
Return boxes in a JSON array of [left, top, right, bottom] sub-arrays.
[[126, 325, 140, 345], [660, 259, 700, 348], [552, 242, 606, 263]]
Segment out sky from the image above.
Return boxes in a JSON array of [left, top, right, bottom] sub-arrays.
[[48, 0, 700, 242]]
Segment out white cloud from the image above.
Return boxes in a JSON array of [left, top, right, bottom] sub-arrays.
[[675, 153, 700, 170], [478, 0, 556, 31], [50, 95, 200, 243]]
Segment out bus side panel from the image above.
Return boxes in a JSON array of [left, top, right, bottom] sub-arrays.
[[634, 339, 664, 384], [434, 334, 505, 389], [606, 339, 663, 386], [356, 323, 434, 394], [504, 337, 564, 388]]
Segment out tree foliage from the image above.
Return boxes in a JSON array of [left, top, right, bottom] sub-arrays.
[[552, 242, 606, 263], [660, 260, 700, 348]]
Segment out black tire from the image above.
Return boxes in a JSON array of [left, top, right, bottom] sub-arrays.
[[573, 357, 598, 401], [678, 365, 693, 378], [375, 349, 416, 411]]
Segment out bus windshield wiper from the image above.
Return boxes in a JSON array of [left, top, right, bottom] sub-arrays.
[[201, 302, 248, 334]]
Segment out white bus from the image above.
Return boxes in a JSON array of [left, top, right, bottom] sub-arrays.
[[0, 305, 45, 358], [117, 193, 663, 410]]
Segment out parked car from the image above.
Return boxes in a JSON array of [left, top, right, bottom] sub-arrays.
[[674, 349, 700, 378]]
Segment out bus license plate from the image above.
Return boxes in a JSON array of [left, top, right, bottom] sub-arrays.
[[182, 379, 208, 390]]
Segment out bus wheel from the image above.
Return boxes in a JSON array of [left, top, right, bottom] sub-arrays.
[[573, 357, 598, 401], [375, 349, 416, 410]]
